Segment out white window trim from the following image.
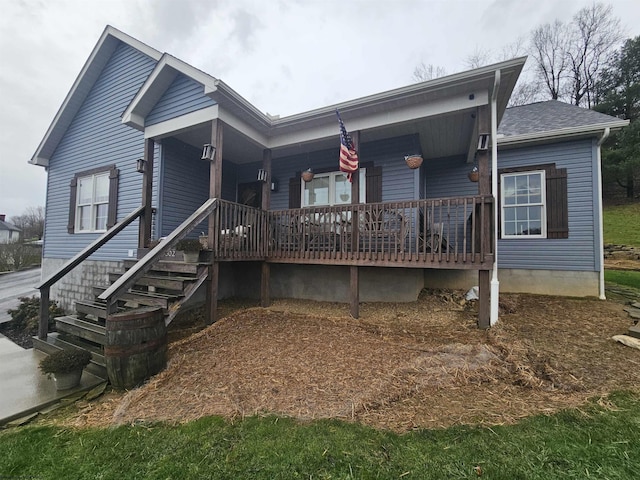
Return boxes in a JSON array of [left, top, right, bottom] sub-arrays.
[[500, 169, 547, 239], [75, 172, 110, 233], [301, 169, 366, 207]]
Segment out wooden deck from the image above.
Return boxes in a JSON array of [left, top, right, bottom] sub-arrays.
[[211, 196, 494, 270]]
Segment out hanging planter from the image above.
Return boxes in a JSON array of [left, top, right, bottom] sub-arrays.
[[404, 154, 423, 169], [468, 166, 479, 182], [301, 168, 315, 182]]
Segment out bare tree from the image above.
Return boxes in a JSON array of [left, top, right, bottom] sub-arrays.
[[567, 3, 623, 107], [463, 46, 493, 70], [11, 206, 45, 240], [412, 62, 447, 82], [530, 20, 570, 100]]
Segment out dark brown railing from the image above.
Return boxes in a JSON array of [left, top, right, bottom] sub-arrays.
[[37, 205, 146, 339], [210, 200, 269, 260], [266, 195, 493, 267]]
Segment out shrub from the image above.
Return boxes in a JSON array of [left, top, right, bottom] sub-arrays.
[[39, 349, 92, 376], [7, 296, 66, 334], [175, 238, 203, 252]]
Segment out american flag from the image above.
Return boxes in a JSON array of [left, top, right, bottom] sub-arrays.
[[336, 109, 359, 182]]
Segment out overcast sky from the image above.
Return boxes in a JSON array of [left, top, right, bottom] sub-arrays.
[[1, 0, 639, 220]]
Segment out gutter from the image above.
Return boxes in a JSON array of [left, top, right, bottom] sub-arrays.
[[490, 69, 500, 326], [498, 120, 629, 146], [596, 127, 610, 300]]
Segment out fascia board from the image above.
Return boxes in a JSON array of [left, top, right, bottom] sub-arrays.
[[498, 120, 630, 147], [30, 25, 162, 167]]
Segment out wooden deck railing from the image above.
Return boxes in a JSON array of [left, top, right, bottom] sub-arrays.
[[210, 200, 269, 260], [266, 195, 493, 268], [36, 205, 146, 340]]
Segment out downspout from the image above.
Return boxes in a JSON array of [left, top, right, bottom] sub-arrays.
[[490, 69, 501, 325], [596, 127, 610, 300]]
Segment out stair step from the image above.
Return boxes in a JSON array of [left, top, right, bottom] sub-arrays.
[[32, 334, 107, 379], [623, 307, 640, 320], [123, 259, 201, 275], [93, 286, 177, 308], [75, 300, 125, 320], [48, 332, 105, 365], [55, 316, 106, 345], [108, 272, 195, 291]]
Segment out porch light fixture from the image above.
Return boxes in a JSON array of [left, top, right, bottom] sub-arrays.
[[271, 179, 278, 192], [257, 169, 268, 182], [477, 133, 490, 152], [201, 143, 216, 161], [136, 158, 145, 173], [301, 168, 314, 182]]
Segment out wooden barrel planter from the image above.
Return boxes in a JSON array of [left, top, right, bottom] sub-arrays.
[[105, 306, 167, 389]]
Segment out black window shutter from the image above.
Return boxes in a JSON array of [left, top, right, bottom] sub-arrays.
[[289, 173, 301, 208], [107, 167, 119, 229], [546, 167, 568, 239], [365, 166, 382, 203], [67, 177, 77, 234]]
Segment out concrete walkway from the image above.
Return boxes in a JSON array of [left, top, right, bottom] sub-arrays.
[[0, 333, 105, 426]]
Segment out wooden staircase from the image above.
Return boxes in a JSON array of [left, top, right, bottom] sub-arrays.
[[33, 259, 209, 379]]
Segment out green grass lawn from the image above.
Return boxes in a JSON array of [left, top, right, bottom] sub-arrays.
[[2, 392, 640, 479], [605, 270, 640, 290], [603, 203, 640, 247]]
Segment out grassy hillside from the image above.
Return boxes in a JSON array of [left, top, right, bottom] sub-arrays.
[[603, 203, 640, 247]]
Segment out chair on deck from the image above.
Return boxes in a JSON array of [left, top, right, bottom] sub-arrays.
[[424, 222, 448, 253]]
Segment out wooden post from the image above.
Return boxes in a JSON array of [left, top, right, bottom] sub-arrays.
[[350, 130, 361, 319], [206, 119, 223, 325], [477, 105, 491, 329], [261, 262, 270, 307], [260, 149, 272, 307], [38, 286, 50, 340], [138, 138, 154, 249]]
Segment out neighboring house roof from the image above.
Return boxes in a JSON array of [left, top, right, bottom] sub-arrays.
[[498, 100, 629, 145], [0, 220, 20, 232]]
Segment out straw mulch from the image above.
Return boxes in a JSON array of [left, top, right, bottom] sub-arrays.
[[66, 289, 640, 432]]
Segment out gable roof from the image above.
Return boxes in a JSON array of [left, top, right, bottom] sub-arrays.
[[498, 100, 629, 145], [0, 219, 20, 232], [29, 26, 162, 167]]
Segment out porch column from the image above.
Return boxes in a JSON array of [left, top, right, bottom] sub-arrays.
[[477, 105, 491, 329], [350, 130, 360, 319], [206, 119, 223, 325], [261, 148, 272, 307], [138, 138, 154, 249]]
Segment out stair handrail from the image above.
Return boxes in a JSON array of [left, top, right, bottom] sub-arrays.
[[36, 205, 146, 339], [97, 197, 219, 308]]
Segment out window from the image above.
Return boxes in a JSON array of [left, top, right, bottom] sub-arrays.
[[501, 170, 546, 238], [68, 165, 118, 234], [498, 163, 568, 240], [301, 169, 366, 207]]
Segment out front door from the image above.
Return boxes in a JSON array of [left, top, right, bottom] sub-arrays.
[[238, 181, 262, 208]]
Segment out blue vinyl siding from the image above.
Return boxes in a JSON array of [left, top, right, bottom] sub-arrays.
[[43, 43, 157, 261], [146, 74, 215, 126], [270, 134, 419, 210], [497, 139, 597, 271], [159, 139, 210, 237]]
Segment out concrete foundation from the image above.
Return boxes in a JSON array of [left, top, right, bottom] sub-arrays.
[[423, 268, 599, 297]]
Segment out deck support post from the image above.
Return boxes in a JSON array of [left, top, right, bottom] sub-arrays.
[[476, 105, 492, 328], [206, 119, 223, 325], [350, 266, 359, 318], [261, 262, 270, 307], [138, 138, 154, 248]]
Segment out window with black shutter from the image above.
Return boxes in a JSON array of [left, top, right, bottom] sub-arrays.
[[498, 163, 568, 239], [68, 165, 119, 233]]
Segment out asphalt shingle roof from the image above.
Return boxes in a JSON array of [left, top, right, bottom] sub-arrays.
[[0, 220, 20, 232], [498, 100, 624, 137]]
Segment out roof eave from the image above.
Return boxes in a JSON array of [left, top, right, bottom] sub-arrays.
[[498, 119, 630, 146]]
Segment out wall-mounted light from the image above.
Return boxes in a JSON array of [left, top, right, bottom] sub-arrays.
[[136, 158, 145, 173], [271, 179, 278, 192], [201, 143, 216, 161], [257, 169, 268, 182], [477, 133, 490, 152]]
